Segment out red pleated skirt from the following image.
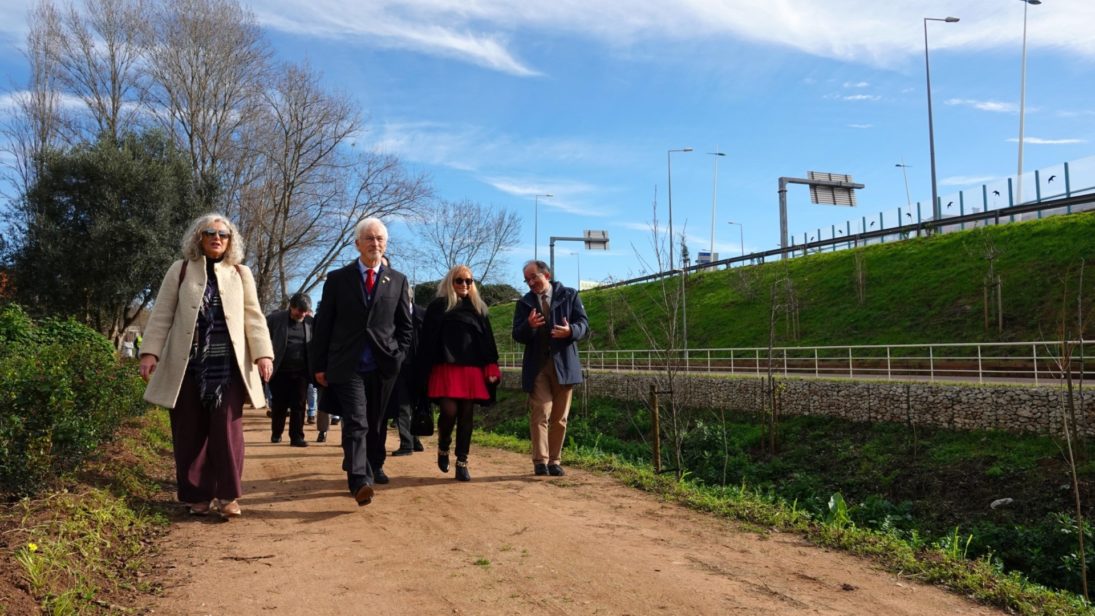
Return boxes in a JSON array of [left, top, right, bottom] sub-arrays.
[[428, 364, 489, 401]]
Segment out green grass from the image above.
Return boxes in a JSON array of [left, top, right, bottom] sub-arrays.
[[490, 211, 1095, 351], [9, 409, 172, 614]]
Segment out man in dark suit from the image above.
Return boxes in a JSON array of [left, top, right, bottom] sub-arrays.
[[310, 218, 413, 506], [266, 293, 314, 447]]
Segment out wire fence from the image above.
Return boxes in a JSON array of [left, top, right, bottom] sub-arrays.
[[499, 340, 1094, 386]]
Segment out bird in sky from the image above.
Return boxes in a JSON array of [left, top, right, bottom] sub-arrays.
[[946, 201, 954, 208], [993, 190, 1001, 197], [869, 221, 876, 227], [905, 212, 912, 217], [1048, 175, 1057, 183]]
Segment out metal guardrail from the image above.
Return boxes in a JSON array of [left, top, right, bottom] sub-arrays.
[[499, 340, 1094, 386]]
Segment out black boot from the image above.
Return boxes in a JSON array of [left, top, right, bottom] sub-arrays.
[[455, 460, 470, 482], [437, 450, 450, 473]]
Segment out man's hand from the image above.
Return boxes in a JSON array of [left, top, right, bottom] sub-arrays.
[[551, 317, 571, 339], [315, 372, 328, 387], [527, 309, 546, 329]]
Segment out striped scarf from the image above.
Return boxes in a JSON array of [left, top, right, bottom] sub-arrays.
[[188, 259, 235, 412]]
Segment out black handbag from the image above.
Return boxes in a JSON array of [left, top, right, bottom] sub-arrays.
[[411, 398, 434, 437]]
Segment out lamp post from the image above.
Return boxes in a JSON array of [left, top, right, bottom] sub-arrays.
[[1016, 0, 1041, 205], [666, 147, 692, 272], [533, 193, 553, 260], [924, 16, 959, 224], [707, 149, 726, 260], [727, 221, 744, 258], [895, 162, 913, 209]]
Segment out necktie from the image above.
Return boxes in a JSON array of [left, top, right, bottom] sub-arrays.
[[365, 269, 376, 294], [540, 294, 550, 325]]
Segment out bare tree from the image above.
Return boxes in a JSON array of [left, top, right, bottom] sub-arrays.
[[143, 0, 270, 211], [406, 199, 521, 284], [236, 61, 360, 307], [1, 1, 69, 204], [49, 0, 149, 141]]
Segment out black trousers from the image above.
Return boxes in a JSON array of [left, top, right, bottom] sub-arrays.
[[331, 371, 394, 493], [270, 369, 308, 443]]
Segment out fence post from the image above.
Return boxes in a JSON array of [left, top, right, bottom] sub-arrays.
[[815, 348, 819, 377], [848, 347, 853, 377], [731, 349, 735, 375], [650, 384, 661, 474], [930, 346, 935, 383], [887, 346, 892, 381], [783, 348, 788, 376], [1033, 344, 1039, 385], [977, 345, 983, 385], [755, 349, 760, 376]]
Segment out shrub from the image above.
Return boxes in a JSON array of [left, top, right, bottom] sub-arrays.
[[0, 304, 146, 497]]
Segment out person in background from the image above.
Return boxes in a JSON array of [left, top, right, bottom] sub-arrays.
[[139, 213, 273, 518], [386, 256, 424, 457], [418, 265, 500, 481], [306, 383, 318, 425], [511, 260, 588, 478], [266, 293, 314, 447], [310, 218, 412, 506]]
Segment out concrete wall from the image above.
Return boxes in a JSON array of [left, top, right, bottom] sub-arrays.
[[504, 370, 1095, 437]]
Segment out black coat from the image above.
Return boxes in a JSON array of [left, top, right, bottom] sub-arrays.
[[310, 262, 413, 383], [417, 296, 499, 390], [266, 309, 313, 375]]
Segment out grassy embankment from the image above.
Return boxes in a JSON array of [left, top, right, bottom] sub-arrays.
[[480, 211, 1095, 609]]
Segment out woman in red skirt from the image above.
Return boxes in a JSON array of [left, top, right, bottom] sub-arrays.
[[418, 265, 501, 481]]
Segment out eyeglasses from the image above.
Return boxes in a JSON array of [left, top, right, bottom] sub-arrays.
[[453, 278, 474, 286], [202, 228, 231, 239], [359, 235, 386, 243]]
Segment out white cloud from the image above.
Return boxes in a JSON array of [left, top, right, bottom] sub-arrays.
[[941, 175, 998, 187], [848, 123, 873, 129], [945, 98, 1018, 113], [1007, 137, 1086, 145], [842, 94, 880, 102], [249, 1, 1095, 75], [843, 81, 869, 88]]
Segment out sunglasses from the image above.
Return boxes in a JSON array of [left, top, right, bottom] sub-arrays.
[[453, 277, 474, 286], [202, 228, 231, 239]]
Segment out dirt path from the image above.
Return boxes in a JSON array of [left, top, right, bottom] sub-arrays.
[[144, 412, 1003, 615]]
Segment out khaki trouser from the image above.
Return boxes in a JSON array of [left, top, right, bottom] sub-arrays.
[[529, 360, 573, 465]]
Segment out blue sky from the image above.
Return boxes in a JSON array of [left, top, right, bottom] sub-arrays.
[[2, 0, 1094, 289]]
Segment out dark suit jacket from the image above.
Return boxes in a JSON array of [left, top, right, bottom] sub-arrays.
[[310, 261, 413, 384], [266, 309, 314, 375]]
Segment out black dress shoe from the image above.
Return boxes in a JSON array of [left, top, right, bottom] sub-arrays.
[[330, 416, 341, 425], [290, 439, 308, 448], [354, 484, 374, 506], [316, 431, 327, 443], [413, 440, 424, 452], [547, 464, 565, 477], [455, 461, 470, 482], [438, 451, 450, 473], [534, 463, 548, 476], [271, 435, 282, 444], [391, 448, 413, 457], [374, 468, 390, 484]]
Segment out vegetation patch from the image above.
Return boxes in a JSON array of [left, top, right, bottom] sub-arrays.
[[477, 388, 1095, 613]]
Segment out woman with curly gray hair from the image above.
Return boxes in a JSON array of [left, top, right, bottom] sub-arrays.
[[139, 213, 273, 518]]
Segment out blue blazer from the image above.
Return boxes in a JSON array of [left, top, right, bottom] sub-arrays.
[[511, 281, 589, 392]]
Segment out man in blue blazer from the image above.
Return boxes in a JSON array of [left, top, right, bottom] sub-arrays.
[[512, 260, 589, 478], [311, 218, 413, 506]]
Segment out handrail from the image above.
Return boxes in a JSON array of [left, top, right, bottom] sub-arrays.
[[498, 340, 1093, 386]]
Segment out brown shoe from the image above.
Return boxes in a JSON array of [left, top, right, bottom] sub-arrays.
[[218, 499, 242, 518], [188, 501, 212, 516], [354, 484, 374, 507]]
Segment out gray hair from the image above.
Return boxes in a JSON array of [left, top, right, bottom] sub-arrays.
[[181, 213, 245, 264], [353, 217, 388, 242]]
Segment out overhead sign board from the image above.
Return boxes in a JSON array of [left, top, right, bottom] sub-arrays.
[[808, 171, 858, 206], [584, 230, 609, 250]]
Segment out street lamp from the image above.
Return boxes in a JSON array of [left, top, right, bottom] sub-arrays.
[[533, 193, 553, 260], [924, 15, 959, 224], [1016, 0, 1041, 205], [667, 147, 692, 271], [727, 221, 745, 258], [895, 162, 913, 209], [707, 149, 726, 259]]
